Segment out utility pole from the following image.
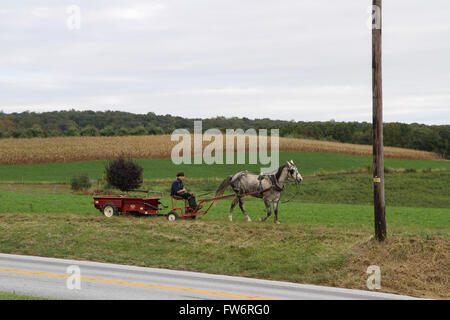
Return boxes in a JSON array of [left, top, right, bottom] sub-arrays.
[[372, 0, 386, 241]]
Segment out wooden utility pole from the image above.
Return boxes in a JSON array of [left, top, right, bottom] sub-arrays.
[[372, 0, 386, 241]]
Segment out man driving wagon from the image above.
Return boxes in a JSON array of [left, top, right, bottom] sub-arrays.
[[170, 172, 200, 212]]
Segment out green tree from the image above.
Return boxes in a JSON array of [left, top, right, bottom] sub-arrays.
[[65, 126, 80, 137], [116, 127, 129, 136], [100, 126, 115, 136], [81, 125, 100, 136], [130, 126, 148, 136]]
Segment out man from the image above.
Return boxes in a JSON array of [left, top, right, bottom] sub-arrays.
[[170, 172, 199, 211]]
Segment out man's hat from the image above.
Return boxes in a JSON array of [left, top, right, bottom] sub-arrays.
[[176, 172, 185, 177]]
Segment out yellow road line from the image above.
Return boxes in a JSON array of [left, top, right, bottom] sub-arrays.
[[0, 267, 278, 300]]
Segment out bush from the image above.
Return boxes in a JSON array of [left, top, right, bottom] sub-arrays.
[[65, 126, 80, 137], [116, 127, 129, 136], [105, 158, 143, 191], [384, 167, 395, 174], [130, 126, 148, 136], [147, 126, 164, 135], [81, 125, 100, 136], [70, 173, 92, 191], [100, 126, 115, 136]]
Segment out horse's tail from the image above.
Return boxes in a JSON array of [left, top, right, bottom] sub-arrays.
[[215, 176, 233, 197]]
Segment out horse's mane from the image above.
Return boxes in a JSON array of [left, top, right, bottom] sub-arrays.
[[275, 164, 287, 180], [247, 163, 287, 180]]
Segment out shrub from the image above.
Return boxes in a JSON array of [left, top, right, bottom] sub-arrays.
[[81, 125, 100, 136], [384, 167, 395, 174], [70, 173, 92, 191], [147, 126, 164, 135], [130, 126, 148, 136], [317, 169, 329, 177], [116, 127, 129, 136], [65, 126, 80, 137], [100, 126, 115, 136], [105, 158, 143, 191]]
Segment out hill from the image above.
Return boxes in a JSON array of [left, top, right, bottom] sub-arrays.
[[0, 110, 449, 158]]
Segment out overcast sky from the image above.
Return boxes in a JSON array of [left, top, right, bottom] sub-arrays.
[[1, 0, 449, 124]]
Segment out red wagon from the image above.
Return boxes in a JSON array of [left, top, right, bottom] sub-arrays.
[[94, 191, 258, 221], [167, 191, 258, 221], [94, 196, 164, 218]]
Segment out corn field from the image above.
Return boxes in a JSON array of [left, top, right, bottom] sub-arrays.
[[0, 135, 442, 165]]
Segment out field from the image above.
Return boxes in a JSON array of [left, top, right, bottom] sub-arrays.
[[0, 151, 449, 184], [0, 210, 448, 299], [0, 135, 442, 165], [0, 136, 448, 299]]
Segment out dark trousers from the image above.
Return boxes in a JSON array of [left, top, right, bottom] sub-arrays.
[[177, 192, 197, 209]]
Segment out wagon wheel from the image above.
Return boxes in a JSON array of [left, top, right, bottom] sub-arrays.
[[167, 212, 178, 222], [103, 203, 118, 218]]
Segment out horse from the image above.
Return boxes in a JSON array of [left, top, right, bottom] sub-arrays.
[[215, 160, 303, 224]]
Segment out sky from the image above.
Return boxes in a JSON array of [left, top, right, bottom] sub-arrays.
[[0, 0, 449, 124]]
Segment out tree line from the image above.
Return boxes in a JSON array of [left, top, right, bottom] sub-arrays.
[[0, 110, 448, 158]]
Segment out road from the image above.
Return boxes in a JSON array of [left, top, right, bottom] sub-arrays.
[[0, 253, 416, 300]]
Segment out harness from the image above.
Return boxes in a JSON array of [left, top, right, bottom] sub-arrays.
[[257, 172, 285, 194]]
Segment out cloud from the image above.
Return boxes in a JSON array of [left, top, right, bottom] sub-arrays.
[[0, 0, 449, 124]]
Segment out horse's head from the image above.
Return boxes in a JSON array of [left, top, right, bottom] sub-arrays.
[[286, 160, 303, 183]]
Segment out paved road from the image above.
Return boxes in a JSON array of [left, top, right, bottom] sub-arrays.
[[0, 253, 416, 300]]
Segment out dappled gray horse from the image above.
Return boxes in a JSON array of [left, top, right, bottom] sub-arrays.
[[215, 160, 303, 223]]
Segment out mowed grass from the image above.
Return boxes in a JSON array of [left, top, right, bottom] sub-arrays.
[[0, 151, 449, 184], [0, 213, 447, 299], [1, 184, 449, 231], [0, 292, 48, 300], [2, 170, 448, 211], [0, 170, 448, 298], [0, 149, 448, 298], [298, 171, 450, 208]]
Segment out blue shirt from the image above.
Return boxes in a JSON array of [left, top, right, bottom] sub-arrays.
[[171, 178, 184, 196]]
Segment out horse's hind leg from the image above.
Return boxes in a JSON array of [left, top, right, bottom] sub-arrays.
[[228, 197, 239, 222], [259, 200, 272, 222], [238, 197, 251, 222]]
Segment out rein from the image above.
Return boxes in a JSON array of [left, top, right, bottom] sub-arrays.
[[279, 180, 302, 203]]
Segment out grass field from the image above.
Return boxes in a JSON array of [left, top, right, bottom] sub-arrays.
[[0, 135, 442, 165], [1, 192, 449, 230], [0, 151, 449, 184], [0, 212, 447, 299], [1, 171, 449, 213], [0, 291, 48, 300], [0, 148, 448, 299]]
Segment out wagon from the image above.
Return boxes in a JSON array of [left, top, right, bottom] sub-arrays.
[[94, 191, 258, 221], [168, 195, 215, 221], [94, 196, 164, 218], [167, 191, 259, 221]]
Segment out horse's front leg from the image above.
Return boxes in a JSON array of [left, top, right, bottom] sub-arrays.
[[274, 200, 280, 224], [259, 199, 272, 222], [238, 197, 251, 222], [228, 197, 239, 222]]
